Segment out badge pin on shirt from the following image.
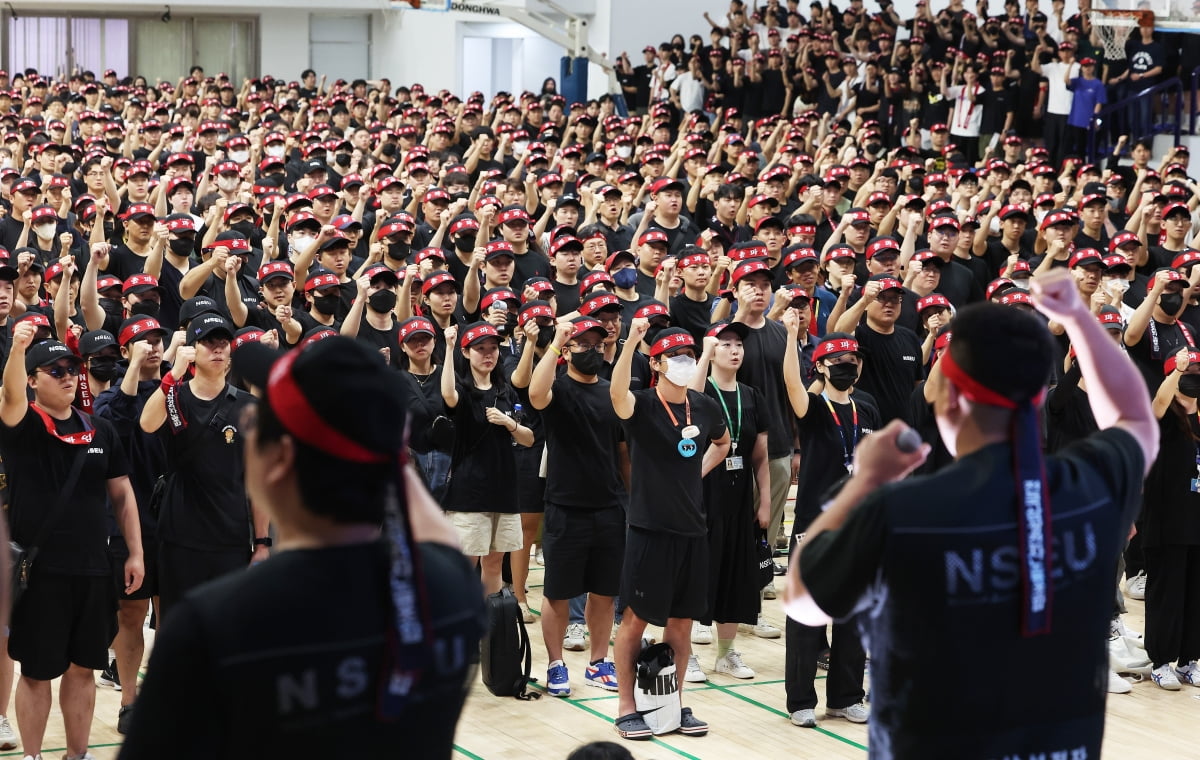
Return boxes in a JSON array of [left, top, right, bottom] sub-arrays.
[[222, 425, 237, 444]]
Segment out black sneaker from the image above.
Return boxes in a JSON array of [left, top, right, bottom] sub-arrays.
[[117, 704, 134, 735], [816, 648, 830, 671], [773, 560, 786, 576], [98, 659, 121, 691]]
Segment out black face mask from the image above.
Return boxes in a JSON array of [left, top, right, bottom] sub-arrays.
[[536, 328, 554, 348], [865, 142, 882, 155], [335, 153, 351, 168], [386, 242, 411, 262], [570, 347, 605, 375], [381, 143, 397, 157], [454, 235, 475, 253], [88, 356, 118, 382], [106, 137, 122, 150], [825, 362, 858, 391], [1160, 292, 1184, 316], [230, 221, 257, 240], [1180, 375, 1200, 398], [368, 290, 398, 313], [497, 313, 518, 336], [312, 294, 340, 315], [99, 297, 124, 320], [169, 238, 195, 257], [130, 300, 160, 318]]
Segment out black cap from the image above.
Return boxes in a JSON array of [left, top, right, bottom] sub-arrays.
[[79, 330, 117, 356], [233, 336, 407, 461], [179, 296, 220, 324], [25, 340, 83, 374], [186, 314, 235, 345]]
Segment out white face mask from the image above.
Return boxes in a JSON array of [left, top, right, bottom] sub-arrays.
[[290, 235, 316, 256], [0, 158, 12, 170], [229, 150, 249, 164], [170, 139, 185, 153], [513, 140, 529, 156], [217, 176, 240, 192], [34, 222, 56, 240], [1106, 278, 1130, 295], [1012, 278, 1031, 290], [265, 145, 286, 158], [616, 146, 633, 159], [664, 354, 698, 386]]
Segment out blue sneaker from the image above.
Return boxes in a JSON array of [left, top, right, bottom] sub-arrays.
[[547, 660, 571, 697], [585, 658, 619, 691]]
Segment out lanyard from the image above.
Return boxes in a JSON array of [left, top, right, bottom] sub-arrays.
[[656, 387, 691, 429], [709, 379, 742, 452], [822, 392, 858, 471], [30, 403, 95, 445]]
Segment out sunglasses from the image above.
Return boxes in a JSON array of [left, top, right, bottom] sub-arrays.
[[39, 362, 82, 379]]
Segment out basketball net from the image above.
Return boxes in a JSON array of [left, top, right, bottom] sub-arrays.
[[1090, 9, 1155, 61]]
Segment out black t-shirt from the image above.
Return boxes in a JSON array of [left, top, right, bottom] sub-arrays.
[[736, 318, 794, 459], [935, 258, 985, 307], [354, 318, 402, 369], [1, 406, 129, 576], [512, 250, 552, 287], [982, 238, 1029, 278], [853, 322, 925, 423], [117, 541, 485, 760], [794, 392, 881, 533], [550, 279, 581, 315], [1141, 409, 1200, 548], [1127, 317, 1193, 392], [670, 292, 716, 345], [539, 374, 626, 509], [801, 428, 1144, 760], [1044, 364, 1099, 454], [398, 370, 444, 454], [623, 388, 726, 537], [444, 381, 522, 514], [154, 384, 254, 551], [106, 244, 151, 282], [94, 380, 166, 540]]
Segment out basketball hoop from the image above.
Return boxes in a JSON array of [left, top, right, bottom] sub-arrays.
[[1090, 9, 1155, 61]]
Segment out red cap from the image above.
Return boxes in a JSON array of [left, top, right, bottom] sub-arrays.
[[813, 336, 860, 362], [917, 294, 951, 312]]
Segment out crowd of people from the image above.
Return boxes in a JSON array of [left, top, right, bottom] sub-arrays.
[[0, 0, 1195, 757]]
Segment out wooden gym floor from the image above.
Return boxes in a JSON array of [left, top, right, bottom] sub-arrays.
[[13, 509, 1199, 760]]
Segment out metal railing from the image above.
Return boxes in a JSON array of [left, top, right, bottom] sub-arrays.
[[1086, 76, 1183, 162]]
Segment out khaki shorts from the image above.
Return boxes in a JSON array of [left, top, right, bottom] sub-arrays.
[[447, 511, 523, 556]]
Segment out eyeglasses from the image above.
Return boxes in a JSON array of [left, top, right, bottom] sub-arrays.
[[876, 295, 903, 306], [39, 363, 82, 379]]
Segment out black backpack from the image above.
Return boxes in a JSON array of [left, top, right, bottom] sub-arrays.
[[480, 588, 540, 700]]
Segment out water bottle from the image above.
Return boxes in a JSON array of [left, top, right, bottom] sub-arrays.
[[511, 403, 524, 424]]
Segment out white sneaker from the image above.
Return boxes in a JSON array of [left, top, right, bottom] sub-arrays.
[[714, 649, 755, 679], [762, 580, 777, 600], [1125, 571, 1147, 601], [563, 623, 587, 651], [752, 614, 781, 639], [826, 702, 870, 723], [790, 708, 817, 727], [519, 604, 534, 624], [684, 653, 708, 683], [1152, 663, 1182, 690], [535, 548, 544, 565], [1108, 670, 1132, 694], [691, 621, 713, 645], [1175, 661, 1200, 686], [0, 715, 15, 750]]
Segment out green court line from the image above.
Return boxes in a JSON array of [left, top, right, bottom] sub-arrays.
[[0, 743, 122, 758], [453, 744, 487, 759], [705, 681, 868, 751], [568, 698, 705, 760]]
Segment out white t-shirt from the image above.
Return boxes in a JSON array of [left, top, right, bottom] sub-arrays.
[[1042, 61, 1080, 116], [649, 63, 678, 102], [947, 84, 985, 137], [671, 74, 707, 113]]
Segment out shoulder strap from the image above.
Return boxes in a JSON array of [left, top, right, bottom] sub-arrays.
[[24, 444, 88, 563], [514, 606, 541, 701]]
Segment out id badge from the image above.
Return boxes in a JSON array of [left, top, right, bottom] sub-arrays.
[[1192, 478, 1200, 493], [725, 456, 744, 471]]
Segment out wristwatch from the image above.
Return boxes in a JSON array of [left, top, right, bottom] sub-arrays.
[[253, 536, 273, 548]]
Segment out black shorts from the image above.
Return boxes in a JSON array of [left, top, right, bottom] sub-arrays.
[[109, 535, 159, 601], [9, 573, 116, 680], [620, 527, 708, 627], [158, 542, 249, 622], [542, 503, 625, 601]]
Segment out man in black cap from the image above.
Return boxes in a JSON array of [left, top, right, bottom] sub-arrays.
[[342, 264, 402, 367], [1, 322, 144, 760], [76, 329, 120, 415], [529, 317, 627, 697], [138, 313, 265, 622], [785, 269, 1158, 759], [610, 321, 729, 740], [834, 274, 925, 423], [119, 337, 485, 759], [94, 315, 170, 733]]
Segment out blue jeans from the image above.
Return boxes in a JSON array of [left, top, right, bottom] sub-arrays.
[[412, 449, 451, 504], [569, 593, 623, 625]]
